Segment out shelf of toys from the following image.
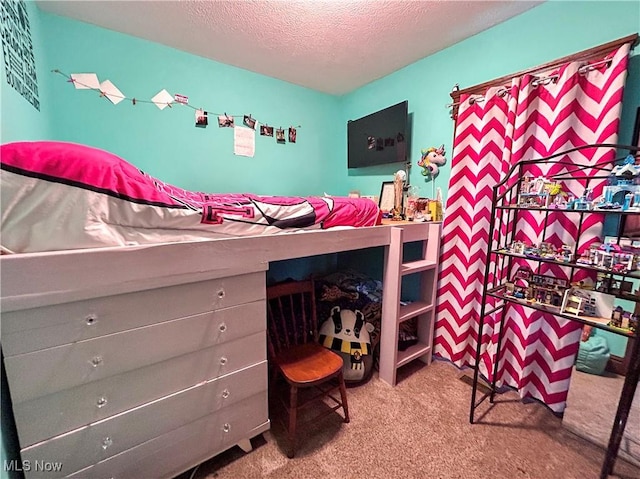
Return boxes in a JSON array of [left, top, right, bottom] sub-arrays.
[[469, 143, 640, 479], [515, 154, 640, 212], [489, 152, 640, 337], [494, 240, 640, 335]]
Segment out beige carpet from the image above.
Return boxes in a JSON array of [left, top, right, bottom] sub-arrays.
[[176, 360, 640, 479], [563, 367, 640, 467]]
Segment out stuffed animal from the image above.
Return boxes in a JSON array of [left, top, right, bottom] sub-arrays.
[[418, 144, 447, 179], [318, 306, 374, 382]]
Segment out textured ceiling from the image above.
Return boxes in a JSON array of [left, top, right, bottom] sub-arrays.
[[36, 0, 543, 95]]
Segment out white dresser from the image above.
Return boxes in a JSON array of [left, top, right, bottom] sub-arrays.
[[1, 222, 433, 478], [2, 254, 270, 479]]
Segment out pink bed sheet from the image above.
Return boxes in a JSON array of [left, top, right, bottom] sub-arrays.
[[1, 141, 381, 253]]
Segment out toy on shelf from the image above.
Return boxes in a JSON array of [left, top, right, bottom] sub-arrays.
[[571, 188, 594, 211], [501, 239, 640, 274], [504, 265, 569, 310], [595, 155, 640, 211], [512, 241, 525, 255], [561, 288, 614, 318], [570, 277, 595, 291], [610, 305, 639, 333], [391, 170, 405, 221], [595, 274, 633, 296], [501, 240, 575, 262], [562, 289, 598, 317], [517, 175, 570, 209], [555, 245, 574, 263], [529, 273, 568, 308], [575, 241, 640, 273]]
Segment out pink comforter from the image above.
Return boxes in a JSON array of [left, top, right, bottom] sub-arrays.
[[1, 141, 381, 253]]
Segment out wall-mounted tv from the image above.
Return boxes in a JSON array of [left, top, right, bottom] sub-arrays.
[[347, 101, 408, 169]]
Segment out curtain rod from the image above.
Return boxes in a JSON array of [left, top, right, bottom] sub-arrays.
[[447, 33, 638, 117], [446, 58, 617, 109]]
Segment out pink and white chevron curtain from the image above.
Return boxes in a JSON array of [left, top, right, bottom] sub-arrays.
[[434, 42, 631, 413]]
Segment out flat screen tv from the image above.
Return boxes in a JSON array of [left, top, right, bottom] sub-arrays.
[[347, 101, 408, 169]]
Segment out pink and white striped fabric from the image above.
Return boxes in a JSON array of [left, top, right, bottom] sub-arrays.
[[434, 43, 631, 412]]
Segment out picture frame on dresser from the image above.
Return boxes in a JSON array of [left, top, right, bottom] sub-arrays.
[[379, 181, 395, 213]]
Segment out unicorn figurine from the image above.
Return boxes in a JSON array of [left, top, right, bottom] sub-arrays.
[[418, 145, 446, 179]]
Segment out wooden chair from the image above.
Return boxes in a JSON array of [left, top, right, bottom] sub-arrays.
[[266, 279, 350, 458]]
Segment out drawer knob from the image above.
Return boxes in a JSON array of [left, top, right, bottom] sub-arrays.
[[101, 437, 113, 450], [96, 396, 108, 408], [223, 423, 231, 433], [219, 356, 228, 366], [222, 389, 230, 399], [217, 289, 225, 299], [219, 323, 227, 333], [91, 356, 103, 367], [85, 314, 98, 325]]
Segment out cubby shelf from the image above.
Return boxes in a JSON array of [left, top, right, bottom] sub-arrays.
[[399, 301, 434, 323], [397, 342, 432, 368], [401, 260, 437, 275], [379, 222, 442, 386]]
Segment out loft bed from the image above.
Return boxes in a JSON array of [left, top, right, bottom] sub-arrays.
[[0, 141, 440, 478], [0, 139, 425, 308]]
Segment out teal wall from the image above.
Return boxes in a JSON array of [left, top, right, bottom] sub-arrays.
[[0, 0, 51, 142], [1, 0, 639, 474], [341, 0, 640, 203], [37, 12, 342, 196], [5, 2, 639, 199], [594, 327, 629, 358]]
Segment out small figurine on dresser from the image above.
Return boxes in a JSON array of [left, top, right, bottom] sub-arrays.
[[392, 170, 406, 221]]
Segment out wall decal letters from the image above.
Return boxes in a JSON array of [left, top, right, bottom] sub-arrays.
[[1, 0, 40, 110]]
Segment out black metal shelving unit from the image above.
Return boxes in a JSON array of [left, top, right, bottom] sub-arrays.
[[469, 143, 640, 479]]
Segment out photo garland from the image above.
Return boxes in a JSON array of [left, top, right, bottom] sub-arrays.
[[51, 69, 300, 144], [195, 110, 207, 128], [260, 125, 274, 137]]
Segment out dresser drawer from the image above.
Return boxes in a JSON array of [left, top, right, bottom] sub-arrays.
[[21, 361, 268, 478], [67, 395, 269, 479], [14, 331, 266, 448], [5, 300, 265, 403], [2, 271, 265, 356]]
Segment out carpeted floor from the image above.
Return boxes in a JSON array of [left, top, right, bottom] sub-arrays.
[[563, 367, 639, 467], [175, 359, 640, 479]]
